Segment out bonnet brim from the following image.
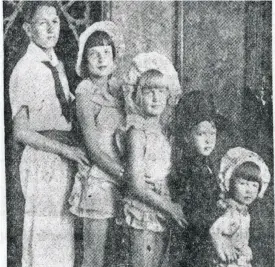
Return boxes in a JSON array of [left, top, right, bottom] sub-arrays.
[[219, 147, 271, 198], [123, 52, 181, 114]]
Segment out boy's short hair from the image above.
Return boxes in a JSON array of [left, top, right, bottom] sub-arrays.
[[81, 31, 116, 78], [230, 161, 262, 193], [22, 1, 60, 23]]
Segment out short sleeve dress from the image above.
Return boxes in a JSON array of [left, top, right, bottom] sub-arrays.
[[213, 199, 252, 267], [122, 115, 172, 232], [69, 78, 126, 219], [9, 42, 75, 267]]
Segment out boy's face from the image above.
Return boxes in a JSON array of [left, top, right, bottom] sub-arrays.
[[140, 85, 168, 117], [26, 6, 60, 49], [232, 177, 259, 205], [87, 45, 114, 78], [189, 121, 217, 156]]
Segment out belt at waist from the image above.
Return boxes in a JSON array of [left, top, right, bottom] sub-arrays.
[[38, 130, 79, 147]]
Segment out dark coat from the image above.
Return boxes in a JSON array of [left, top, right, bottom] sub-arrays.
[[169, 150, 224, 267]]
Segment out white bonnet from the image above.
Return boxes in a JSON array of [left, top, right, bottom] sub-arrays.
[[76, 21, 125, 78], [219, 147, 271, 198], [123, 52, 181, 114]]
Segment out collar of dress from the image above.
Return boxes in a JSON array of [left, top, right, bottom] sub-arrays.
[[226, 198, 249, 216], [88, 79, 123, 108], [126, 114, 161, 133]]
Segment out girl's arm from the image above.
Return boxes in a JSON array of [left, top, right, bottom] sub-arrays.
[[127, 127, 187, 227], [76, 93, 124, 181], [13, 107, 89, 165], [210, 210, 239, 263]]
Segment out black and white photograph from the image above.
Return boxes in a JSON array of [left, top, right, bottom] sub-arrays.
[[3, 1, 273, 267]]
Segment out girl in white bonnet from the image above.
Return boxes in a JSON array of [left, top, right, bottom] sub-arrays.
[[68, 21, 126, 267], [210, 147, 270, 267], [121, 52, 188, 266]]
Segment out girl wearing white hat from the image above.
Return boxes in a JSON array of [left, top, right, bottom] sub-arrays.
[[121, 52, 187, 267], [210, 147, 270, 267], [68, 21, 126, 267]]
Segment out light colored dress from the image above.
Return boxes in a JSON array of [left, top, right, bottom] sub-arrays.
[[123, 115, 172, 232], [9, 43, 75, 267], [69, 78, 125, 219], [211, 198, 252, 267]]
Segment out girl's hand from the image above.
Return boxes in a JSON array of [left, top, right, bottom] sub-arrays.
[[224, 243, 239, 263], [170, 203, 188, 228], [215, 239, 238, 263], [64, 146, 90, 166], [243, 246, 252, 261]]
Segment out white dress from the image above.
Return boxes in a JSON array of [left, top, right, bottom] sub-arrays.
[[211, 199, 252, 267], [69, 79, 126, 219], [122, 115, 172, 232], [9, 42, 75, 267]]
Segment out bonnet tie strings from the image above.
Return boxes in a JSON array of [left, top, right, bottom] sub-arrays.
[[42, 61, 71, 122]]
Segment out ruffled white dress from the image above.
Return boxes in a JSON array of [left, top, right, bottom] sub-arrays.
[[123, 115, 172, 232]]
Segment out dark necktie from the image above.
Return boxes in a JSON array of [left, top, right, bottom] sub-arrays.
[[42, 61, 71, 122]]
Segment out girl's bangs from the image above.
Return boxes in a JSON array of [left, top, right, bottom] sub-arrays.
[[143, 78, 168, 89], [139, 70, 168, 89], [232, 161, 261, 183], [86, 31, 113, 47]]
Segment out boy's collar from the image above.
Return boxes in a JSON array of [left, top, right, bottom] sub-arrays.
[[27, 42, 58, 66]]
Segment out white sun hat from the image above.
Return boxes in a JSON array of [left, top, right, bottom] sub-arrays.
[[76, 21, 125, 78], [123, 52, 181, 114], [219, 147, 271, 198]]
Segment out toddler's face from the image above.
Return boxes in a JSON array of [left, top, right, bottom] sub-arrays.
[[140, 86, 168, 117], [28, 6, 60, 49], [232, 178, 259, 205], [87, 45, 114, 78], [189, 121, 216, 156]]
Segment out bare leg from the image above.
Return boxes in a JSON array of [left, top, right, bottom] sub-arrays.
[[82, 218, 109, 267], [129, 228, 168, 267]]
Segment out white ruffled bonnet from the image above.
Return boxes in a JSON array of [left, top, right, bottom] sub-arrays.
[[123, 52, 181, 114], [76, 21, 125, 78], [219, 147, 271, 198]]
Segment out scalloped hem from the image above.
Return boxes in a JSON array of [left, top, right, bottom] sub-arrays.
[[69, 206, 115, 220]]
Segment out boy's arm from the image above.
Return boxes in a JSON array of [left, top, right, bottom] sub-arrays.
[[11, 67, 89, 166]]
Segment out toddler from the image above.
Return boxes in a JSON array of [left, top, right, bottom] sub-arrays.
[[210, 147, 270, 267]]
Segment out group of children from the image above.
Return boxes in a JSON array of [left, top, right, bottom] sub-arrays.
[[10, 2, 271, 267], [68, 20, 271, 267]]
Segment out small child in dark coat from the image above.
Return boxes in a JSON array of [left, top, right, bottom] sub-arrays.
[[170, 91, 226, 267]]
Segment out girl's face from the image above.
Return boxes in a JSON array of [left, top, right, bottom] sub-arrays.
[[140, 85, 168, 117], [188, 121, 217, 156], [87, 45, 114, 78], [232, 177, 259, 205]]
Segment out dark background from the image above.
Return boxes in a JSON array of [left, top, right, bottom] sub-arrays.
[[4, 1, 273, 267]]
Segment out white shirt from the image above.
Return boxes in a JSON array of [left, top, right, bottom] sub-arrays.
[[9, 42, 74, 131]]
